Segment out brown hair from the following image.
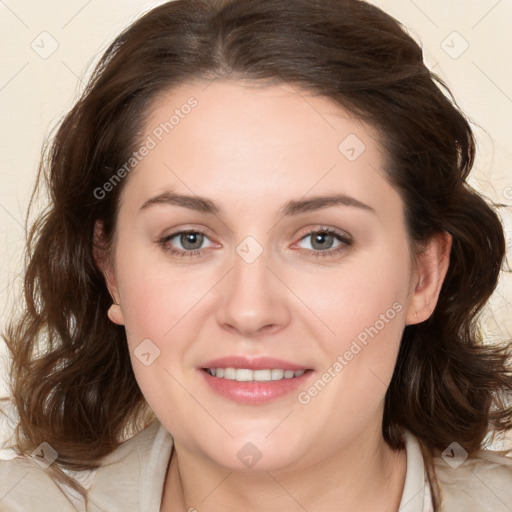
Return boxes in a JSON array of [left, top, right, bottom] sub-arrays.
[[2, 0, 511, 508]]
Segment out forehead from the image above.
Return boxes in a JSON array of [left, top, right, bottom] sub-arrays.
[[119, 79, 400, 221]]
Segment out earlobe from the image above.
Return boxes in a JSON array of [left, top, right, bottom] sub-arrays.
[[406, 231, 452, 325], [107, 303, 125, 325]]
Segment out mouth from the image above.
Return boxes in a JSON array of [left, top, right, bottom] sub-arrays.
[[198, 356, 315, 404]]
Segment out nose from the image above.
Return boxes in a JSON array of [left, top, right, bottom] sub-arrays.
[[215, 240, 291, 338]]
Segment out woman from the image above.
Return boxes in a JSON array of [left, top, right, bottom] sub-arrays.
[[1, 0, 511, 510]]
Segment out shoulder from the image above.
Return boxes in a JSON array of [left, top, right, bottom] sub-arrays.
[[0, 455, 77, 511], [434, 448, 512, 511], [0, 419, 171, 512], [87, 418, 173, 511]]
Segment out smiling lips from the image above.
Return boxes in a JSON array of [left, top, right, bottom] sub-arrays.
[[199, 356, 314, 404]]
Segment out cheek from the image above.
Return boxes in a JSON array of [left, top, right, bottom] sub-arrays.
[[298, 248, 409, 341], [295, 244, 410, 401], [114, 242, 207, 343], [113, 248, 215, 407], [116, 256, 200, 412]]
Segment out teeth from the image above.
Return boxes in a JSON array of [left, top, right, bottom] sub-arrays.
[[205, 367, 306, 381]]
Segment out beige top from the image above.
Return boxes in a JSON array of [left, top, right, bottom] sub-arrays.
[[0, 420, 511, 511]]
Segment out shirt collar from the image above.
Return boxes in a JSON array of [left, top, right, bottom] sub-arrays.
[[399, 430, 431, 512]]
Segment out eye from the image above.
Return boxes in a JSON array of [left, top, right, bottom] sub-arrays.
[[295, 227, 352, 258], [159, 230, 215, 257]]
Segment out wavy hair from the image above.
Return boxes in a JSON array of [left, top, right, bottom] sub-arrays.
[[2, 0, 511, 507]]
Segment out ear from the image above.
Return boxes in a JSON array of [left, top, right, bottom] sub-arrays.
[[405, 231, 452, 325], [93, 219, 125, 325]]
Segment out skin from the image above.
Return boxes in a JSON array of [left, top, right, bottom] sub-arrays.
[[94, 79, 451, 511]]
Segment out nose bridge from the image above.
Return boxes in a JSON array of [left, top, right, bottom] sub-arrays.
[[216, 233, 290, 335], [232, 234, 271, 292]]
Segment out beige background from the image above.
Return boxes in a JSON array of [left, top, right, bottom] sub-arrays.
[[1, 0, 511, 453]]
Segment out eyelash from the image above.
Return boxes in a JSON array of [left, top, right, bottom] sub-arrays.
[[158, 227, 352, 259]]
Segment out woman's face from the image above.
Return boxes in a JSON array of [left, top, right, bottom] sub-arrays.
[[99, 79, 440, 471]]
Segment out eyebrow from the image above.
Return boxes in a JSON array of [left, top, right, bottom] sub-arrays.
[[139, 191, 376, 216]]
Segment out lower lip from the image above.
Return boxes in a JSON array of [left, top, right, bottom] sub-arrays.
[[199, 369, 314, 404]]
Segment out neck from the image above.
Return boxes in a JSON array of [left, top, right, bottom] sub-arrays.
[[160, 426, 407, 512]]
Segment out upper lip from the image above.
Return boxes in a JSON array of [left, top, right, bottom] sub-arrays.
[[201, 356, 311, 371]]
